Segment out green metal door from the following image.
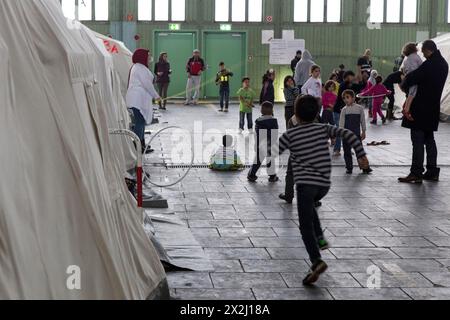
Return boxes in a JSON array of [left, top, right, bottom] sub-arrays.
[[154, 32, 197, 98], [203, 32, 246, 99]]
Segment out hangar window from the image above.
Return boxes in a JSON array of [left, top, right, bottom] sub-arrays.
[[215, 0, 263, 22], [138, 0, 186, 21], [60, 0, 109, 21], [294, 0, 342, 23], [370, 0, 417, 23]]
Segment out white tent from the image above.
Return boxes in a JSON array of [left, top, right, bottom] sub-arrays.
[[0, 0, 166, 299], [94, 32, 134, 96]]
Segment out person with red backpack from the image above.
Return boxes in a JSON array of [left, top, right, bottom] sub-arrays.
[[185, 49, 206, 105]]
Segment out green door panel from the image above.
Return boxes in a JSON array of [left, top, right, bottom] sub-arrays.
[[203, 32, 246, 99], [154, 32, 196, 98]]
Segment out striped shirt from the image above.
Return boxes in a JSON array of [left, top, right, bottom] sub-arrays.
[[279, 123, 366, 187]]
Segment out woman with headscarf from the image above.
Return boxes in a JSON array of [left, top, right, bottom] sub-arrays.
[[126, 48, 161, 153], [154, 52, 171, 110]]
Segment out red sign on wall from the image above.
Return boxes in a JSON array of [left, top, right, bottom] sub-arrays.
[[265, 16, 273, 23]]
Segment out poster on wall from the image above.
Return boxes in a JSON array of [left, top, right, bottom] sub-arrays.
[[262, 30, 274, 44], [269, 39, 305, 65]]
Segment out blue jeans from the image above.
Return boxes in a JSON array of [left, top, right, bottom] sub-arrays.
[[130, 107, 146, 150], [333, 112, 342, 152], [220, 86, 230, 110], [239, 112, 253, 130]]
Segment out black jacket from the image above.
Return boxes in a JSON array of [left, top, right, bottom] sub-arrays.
[[260, 80, 275, 105], [383, 71, 403, 92], [255, 115, 279, 157], [154, 61, 171, 83], [401, 50, 449, 131], [291, 57, 300, 74]]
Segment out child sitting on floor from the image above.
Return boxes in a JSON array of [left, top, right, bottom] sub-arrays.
[[209, 135, 243, 171]]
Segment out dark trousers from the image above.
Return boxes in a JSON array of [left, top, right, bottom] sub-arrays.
[[321, 109, 335, 125], [284, 158, 295, 200], [387, 93, 395, 112], [220, 86, 230, 110], [130, 107, 146, 151], [285, 106, 295, 128], [157, 82, 169, 108], [296, 184, 330, 263], [343, 135, 361, 170], [410, 129, 438, 177], [239, 112, 253, 130]]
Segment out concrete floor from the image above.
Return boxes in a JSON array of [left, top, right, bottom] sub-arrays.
[[148, 102, 450, 300]]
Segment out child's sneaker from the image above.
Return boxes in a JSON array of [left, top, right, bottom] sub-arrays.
[[247, 175, 258, 182], [238, 128, 244, 134], [346, 169, 353, 174], [248, 128, 254, 134], [279, 193, 293, 204], [318, 238, 330, 251], [268, 175, 279, 183], [382, 117, 387, 124], [370, 120, 377, 125], [303, 259, 328, 286], [224, 108, 229, 113], [219, 108, 224, 112]]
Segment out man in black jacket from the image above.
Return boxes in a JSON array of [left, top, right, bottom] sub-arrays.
[[291, 51, 302, 76], [399, 40, 449, 184]]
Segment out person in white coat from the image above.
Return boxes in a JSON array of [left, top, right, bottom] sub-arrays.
[[126, 48, 160, 153]]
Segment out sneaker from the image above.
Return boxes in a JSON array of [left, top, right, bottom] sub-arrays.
[[279, 193, 293, 204], [219, 109, 224, 112], [248, 128, 254, 134], [382, 117, 387, 125], [398, 174, 423, 184], [268, 176, 280, 183], [184, 101, 190, 106], [238, 128, 244, 134], [144, 148, 155, 154], [362, 167, 373, 174], [224, 108, 229, 113], [370, 120, 377, 125], [247, 175, 258, 182], [318, 238, 330, 251], [346, 169, 353, 174], [303, 260, 328, 286], [423, 169, 440, 182]]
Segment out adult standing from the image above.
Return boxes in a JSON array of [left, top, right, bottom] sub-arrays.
[[294, 50, 315, 92], [399, 40, 449, 184], [185, 49, 206, 105], [290, 50, 302, 76], [357, 49, 373, 80], [154, 52, 171, 110], [126, 49, 161, 153]]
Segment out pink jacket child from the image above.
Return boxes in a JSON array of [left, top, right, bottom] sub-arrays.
[[361, 76, 391, 124]]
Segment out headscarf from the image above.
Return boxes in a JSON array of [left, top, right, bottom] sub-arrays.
[[132, 48, 150, 67], [128, 49, 150, 88]]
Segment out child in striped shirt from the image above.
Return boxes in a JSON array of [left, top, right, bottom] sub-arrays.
[[278, 95, 370, 286]]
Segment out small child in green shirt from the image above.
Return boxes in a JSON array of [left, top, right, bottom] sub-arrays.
[[237, 77, 256, 134]]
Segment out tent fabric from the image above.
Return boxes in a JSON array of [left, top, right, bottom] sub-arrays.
[[0, 0, 166, 299], [94, 32, 134, 96]]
